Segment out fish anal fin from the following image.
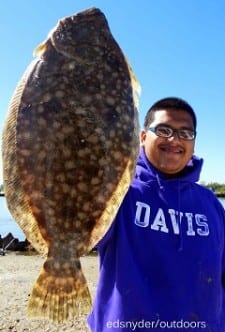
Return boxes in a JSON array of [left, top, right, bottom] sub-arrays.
[[27, 257, 91, 323]]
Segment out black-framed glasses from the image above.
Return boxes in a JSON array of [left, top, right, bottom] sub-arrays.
[[148, 125, 196, 141]]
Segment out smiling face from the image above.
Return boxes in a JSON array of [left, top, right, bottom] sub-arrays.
[[140, 109, 195, 176]]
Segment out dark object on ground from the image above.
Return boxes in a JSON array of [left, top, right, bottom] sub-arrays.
[[0, 233, 34, 254]]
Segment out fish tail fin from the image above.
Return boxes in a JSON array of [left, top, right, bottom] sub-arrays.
[[27, 256, 91, 323]]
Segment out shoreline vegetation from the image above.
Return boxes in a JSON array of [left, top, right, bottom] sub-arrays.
[[1, 193, 225, 197], [1, 192, 225, 197], [1, 184, 225, 198]]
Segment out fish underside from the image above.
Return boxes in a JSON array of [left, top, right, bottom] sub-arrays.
[[2, 7, 140, 323]]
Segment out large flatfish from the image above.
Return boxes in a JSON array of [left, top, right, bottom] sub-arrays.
[[2, 7, 140, 323]]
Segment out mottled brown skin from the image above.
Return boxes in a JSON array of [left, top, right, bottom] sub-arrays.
[[2, 8, 139, 323]]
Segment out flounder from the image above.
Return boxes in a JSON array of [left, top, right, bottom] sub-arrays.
[[2, 7, 140, 323]]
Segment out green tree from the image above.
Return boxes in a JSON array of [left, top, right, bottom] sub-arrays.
[[200, 182, 225, 196]]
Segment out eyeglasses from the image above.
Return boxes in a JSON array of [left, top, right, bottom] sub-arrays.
[[148, 125, 196, 141]]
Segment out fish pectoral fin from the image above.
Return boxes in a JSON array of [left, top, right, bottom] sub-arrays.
[[27, 257, 91, 323]]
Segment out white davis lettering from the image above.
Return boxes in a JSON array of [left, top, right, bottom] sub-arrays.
[[134, 201, 209, 236]]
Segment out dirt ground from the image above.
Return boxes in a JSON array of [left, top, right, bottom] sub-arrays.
[[0, 251, 99, 331]]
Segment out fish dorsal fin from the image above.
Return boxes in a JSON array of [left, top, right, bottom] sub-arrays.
[[126, 57, 141, 109], [33, 40, 49, 57], [2, 59, 48, 255]]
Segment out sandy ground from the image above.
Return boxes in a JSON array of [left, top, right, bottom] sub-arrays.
[[0, 251, 99, 332]]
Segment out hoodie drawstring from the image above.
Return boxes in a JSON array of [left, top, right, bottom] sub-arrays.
[[177, 179, 183, 251], [156, 175, 184, 252]]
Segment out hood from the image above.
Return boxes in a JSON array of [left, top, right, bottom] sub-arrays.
[[135, 146, 203, 185]]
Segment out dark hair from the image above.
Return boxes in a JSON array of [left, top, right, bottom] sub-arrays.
[[144, 97, 197, 130]]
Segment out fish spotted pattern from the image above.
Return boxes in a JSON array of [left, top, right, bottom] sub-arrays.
[[2, 7, 140, 323]]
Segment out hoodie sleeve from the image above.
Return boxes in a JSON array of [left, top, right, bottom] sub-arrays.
[[220, 204, 225, 289]]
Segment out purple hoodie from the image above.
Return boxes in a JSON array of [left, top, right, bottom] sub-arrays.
[[87, 148, 225, 331]]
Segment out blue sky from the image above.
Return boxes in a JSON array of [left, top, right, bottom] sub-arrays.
[[0, 0, 225, 184]]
